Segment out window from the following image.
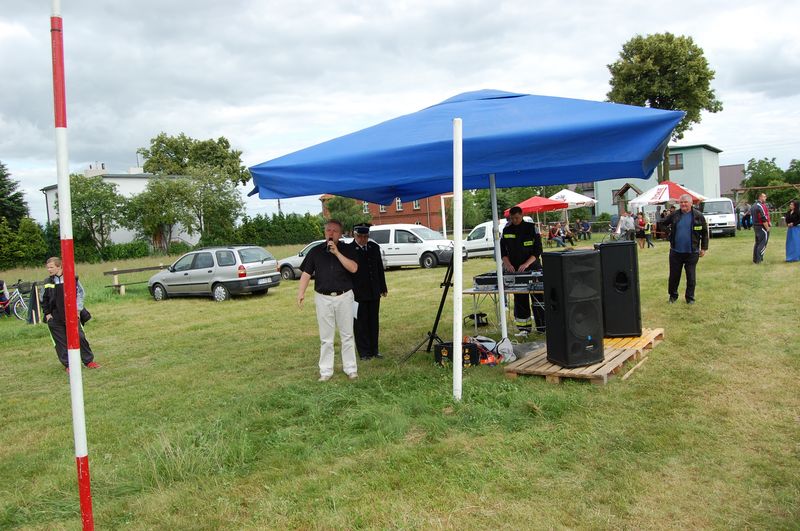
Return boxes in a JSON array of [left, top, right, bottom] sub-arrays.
[[379, 204, 387, 213], [413, 200, 421, 210], [468, 226, 486, 240], [669, 153, 684, 170], [238, 247, 274, 264], [370, 230, 390, 244], [215, 250, 236, 267], [193, 252, 214, 269], [173, 254, 195, 272], [362, 201, 369, 214], [395, 230, 418, 244], [395, 198, 403, 211]]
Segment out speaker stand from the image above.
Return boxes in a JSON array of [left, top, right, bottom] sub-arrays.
[[401, 257, 454, 363]]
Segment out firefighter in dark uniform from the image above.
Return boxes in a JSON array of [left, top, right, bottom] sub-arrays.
[[501, 206, 545, 336], [348, 224, 388, 360]]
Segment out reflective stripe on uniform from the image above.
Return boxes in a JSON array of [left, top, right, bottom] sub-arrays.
[[523, 240, 533, 246], [503, 234, 516, 238]]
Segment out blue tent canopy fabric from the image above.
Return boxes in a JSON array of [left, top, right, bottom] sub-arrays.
[[249, 89, 684, 205]]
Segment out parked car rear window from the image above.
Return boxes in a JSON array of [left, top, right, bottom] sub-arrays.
[[370, 230, 390, 244], [216, 250, 236, 266], [239, 247, 274, 264]]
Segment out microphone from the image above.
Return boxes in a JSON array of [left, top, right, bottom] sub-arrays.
[[326, 238, 333, 253]]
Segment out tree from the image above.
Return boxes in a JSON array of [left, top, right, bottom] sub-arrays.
[[126, 178, 193, 251], [324, 196, 371, 234], [741, 157, 800, 209], [607, 33, 723, 181], [63, 174, 126, 257], [184, 165, 244, 245], [784, 159, 800, 185], [0, 161, 29, 230], [137, 132, 251, 185], [14, 218, 48, 266]]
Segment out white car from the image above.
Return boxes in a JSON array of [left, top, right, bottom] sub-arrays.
[[464, 217, 534, 258], [368, 223, 455, 268], [278, 238, 387, 280]]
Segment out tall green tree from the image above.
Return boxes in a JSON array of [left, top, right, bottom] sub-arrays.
[[63, 174, 126, 257], [14, 218, 48, 266], [126, 178, 193, 251], [184, 165, 245, 245], [0, 161, 29, 230], [137, 132, 251, 185], [324, 196, 371, 234], [607, 33, 723, 181], [741, 157, 800, 208]]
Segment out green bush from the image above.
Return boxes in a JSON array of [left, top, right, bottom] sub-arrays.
[[168, 241, 193, 256], [103, 241, 150, 261]]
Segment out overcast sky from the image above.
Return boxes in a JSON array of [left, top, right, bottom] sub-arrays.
[[2, 0, 798, 224]]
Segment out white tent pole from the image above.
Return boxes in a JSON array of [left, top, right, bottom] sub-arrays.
[[489, 174, 508, 339], [452, 119, 463, 402]]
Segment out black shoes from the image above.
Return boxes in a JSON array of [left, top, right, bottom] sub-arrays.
[[669, 297, 678, 304]]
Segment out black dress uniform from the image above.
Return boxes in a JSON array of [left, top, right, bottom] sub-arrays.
[[348, 228, 388, 359], [500, 220, 545, 333]]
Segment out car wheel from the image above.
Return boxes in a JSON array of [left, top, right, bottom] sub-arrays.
[[280, 265, 295, 280], [421, 252, 438, 269], [212, 283, 231, 301], [152, 283, 168, 301]]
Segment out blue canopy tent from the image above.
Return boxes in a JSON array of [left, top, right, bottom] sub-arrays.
[[249, 89, 684, 400]]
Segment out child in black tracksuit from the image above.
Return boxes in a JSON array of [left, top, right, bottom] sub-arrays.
[[41, 257, 99, 371]]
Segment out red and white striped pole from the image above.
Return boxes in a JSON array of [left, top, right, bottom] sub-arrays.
[[50, 1, 94, 529]]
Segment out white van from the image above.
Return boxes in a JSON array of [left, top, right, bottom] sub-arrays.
[[368, 224, 454, 268], [464, 217, 534, 257], [699, 197, 736, 237]]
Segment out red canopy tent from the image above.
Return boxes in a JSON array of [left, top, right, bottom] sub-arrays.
[[628, 180, 706, 208], [503, 196, 568, 217]]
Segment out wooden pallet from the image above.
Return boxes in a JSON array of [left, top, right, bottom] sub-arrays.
[[504, 328, 664, 385]]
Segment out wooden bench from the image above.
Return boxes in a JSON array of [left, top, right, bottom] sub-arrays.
[[103, 265, 165, 295]]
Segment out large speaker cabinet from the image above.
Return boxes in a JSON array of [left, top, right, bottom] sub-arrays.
[[542, 250, 605, 368], [594, 240, 642, 337]]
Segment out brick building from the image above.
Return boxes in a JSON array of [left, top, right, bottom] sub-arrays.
[[320, 194, 448, 231]]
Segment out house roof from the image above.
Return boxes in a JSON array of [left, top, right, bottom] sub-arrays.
[[669, 144, 723, 154]]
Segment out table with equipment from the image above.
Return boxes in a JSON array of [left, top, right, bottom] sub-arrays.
[[464, 271, 545, 334]]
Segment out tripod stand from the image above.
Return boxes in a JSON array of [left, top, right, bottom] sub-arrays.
[[401, 256, 454, 363]]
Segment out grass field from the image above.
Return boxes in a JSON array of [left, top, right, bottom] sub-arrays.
[[1, 232, 798, 529]]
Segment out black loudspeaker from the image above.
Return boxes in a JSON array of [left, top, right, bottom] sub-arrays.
[[542, 250, 604, 368], [594, 240, 642, 337]]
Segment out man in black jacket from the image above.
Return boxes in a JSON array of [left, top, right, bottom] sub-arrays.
[[348, 224, 388, 360], [41, 257, 100, 371], [661, 195, 709, 304], [501, 206, 544, 335]]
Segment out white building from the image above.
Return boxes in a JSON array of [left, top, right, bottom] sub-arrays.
[[593, 144, 722, 215], [40, 164, 199, 245]]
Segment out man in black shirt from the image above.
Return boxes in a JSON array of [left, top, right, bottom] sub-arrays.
[[501, 206, 544, 336], [297, 220, 359, 381], [348, 224, 388, 360]]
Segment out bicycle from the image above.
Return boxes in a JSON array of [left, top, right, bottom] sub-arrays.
[[0, 279, 33, 320], [600, 224, 623, 243]]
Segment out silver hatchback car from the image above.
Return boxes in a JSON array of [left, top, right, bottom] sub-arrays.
[[148, 245, 281, 301]]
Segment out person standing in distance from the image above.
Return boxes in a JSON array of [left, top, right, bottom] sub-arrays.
[[348, 224, 388, 360], [41, 257, 101, 372], [297, 220, 359, 381], [752, 192, 771, 264], [662, 194, 709, 304], [501, 206, 544, 336]]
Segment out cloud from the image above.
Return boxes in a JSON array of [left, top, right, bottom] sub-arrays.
[[2, 0, 800, 224]]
